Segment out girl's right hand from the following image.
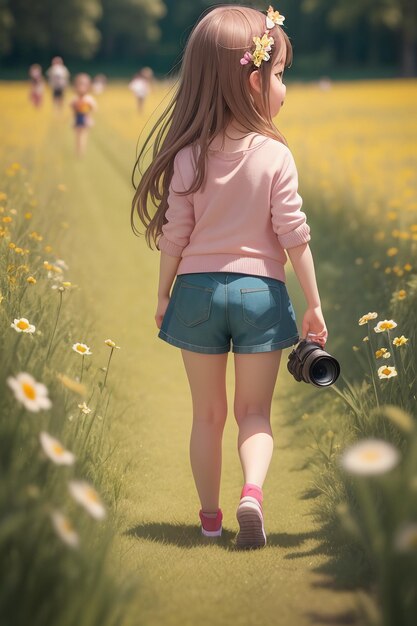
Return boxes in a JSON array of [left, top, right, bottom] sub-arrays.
[[301, 306, 328, 348], [155, 295, 170, 329]]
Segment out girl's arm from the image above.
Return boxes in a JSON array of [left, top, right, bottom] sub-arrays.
[[286, 243, 321, 308], [270, 147, 328, 343], [88, 95, 98, 111], [156, 151, 195, 297], [158, 252, 181, 298], [287, 243, 328, 344]]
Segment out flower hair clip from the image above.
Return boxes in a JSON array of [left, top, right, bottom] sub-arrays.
[[240, 5, 285, 68]]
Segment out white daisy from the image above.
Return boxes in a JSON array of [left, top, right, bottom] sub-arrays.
[[50, 510, 80, 548], [11, 317, 36, 333], [68, 480, 106, 520], [55, 259, 69, 271], [72, 343, 92, 356], [7, 372, 52, 412], [39, 431, 75, 465], [339, 439, 401, 476], [378, 365, 398, 379]]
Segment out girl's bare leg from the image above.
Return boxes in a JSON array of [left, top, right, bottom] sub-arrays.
[[75, 128, 88, 158], [181, 350, 228, 513], [234, 351, 282, 487]]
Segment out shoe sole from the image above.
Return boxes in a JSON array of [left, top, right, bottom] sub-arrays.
[[236, 497, 266, 549]]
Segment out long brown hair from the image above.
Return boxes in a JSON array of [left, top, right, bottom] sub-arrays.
[[131, 4, 294, 249]]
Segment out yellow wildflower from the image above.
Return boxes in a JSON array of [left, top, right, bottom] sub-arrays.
[[104, 339, 121, 349], [358, 312, 378, 325], [29, 231, 43, 241], [78, 401, 91, 415], [56, 373, 87, 397], [393, 335, 408, 346]]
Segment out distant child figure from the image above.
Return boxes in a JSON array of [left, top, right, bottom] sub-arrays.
[[92, 74, 107, 95], [28, 64, 45, 108], [129, 67, 153, 113], [69, 73, 97, 158], [132, 5, 328, 549], [46, 56, 70, 109]]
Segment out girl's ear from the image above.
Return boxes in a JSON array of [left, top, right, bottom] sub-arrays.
[[248, 69, 261, 95]]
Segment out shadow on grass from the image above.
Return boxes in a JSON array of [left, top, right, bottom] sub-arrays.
[[304, 610, 358, 625], [124, 520, 327, 550], [124, 520, 366, 623], [124, 520, 369, 581]]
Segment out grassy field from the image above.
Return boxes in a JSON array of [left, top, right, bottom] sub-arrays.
[[1, 78, 416, 626]]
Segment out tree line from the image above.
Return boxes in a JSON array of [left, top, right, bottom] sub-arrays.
[[0, 0, 415, 76]]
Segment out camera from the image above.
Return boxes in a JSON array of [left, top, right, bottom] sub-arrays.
[[287, 337, 340, 387]]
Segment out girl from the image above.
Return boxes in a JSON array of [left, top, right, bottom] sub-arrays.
[[131, 4, 328, 550], [69, 73, 97, 158], [128, 67, 154, 113], [46, 56, 70, 110], [28, 64, 45, 109]]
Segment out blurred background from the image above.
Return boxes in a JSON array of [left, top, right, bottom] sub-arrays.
[[0, 0, 416, 80]]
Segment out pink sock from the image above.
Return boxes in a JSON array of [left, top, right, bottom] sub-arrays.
[[241, 482, 263, 505], [201, 510, 219, 518]]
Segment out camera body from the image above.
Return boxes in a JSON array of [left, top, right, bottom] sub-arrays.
[[287, 338, 340, 387]]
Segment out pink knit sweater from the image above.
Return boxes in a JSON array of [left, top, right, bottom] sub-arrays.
[[157, 135, 311, 283]]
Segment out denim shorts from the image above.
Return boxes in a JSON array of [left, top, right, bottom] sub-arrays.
[[157, 272, 300, 354]]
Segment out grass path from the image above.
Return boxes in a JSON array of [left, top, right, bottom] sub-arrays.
[[27, 86, 360, 625]]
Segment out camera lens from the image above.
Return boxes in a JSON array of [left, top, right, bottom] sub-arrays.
[[310, 356, 339, 386]]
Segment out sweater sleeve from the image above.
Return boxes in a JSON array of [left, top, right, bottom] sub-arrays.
[[270, 148, 311, 249], [157, 153, 195, 258]]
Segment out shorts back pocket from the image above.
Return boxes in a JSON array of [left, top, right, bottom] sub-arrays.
[[174, 281, 214, 327], [241, 286, 282, 330]]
